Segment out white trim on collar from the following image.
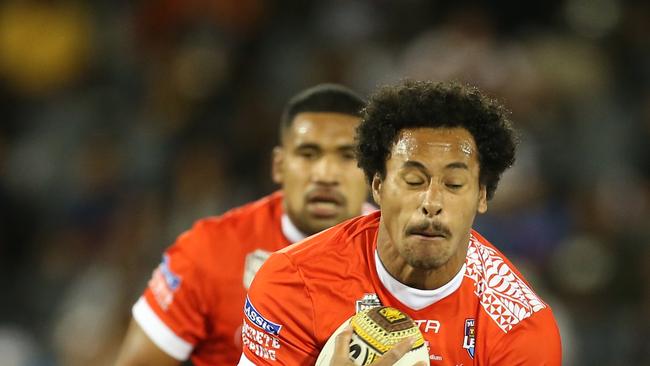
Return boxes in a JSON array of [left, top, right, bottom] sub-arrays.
[[281, 214, 307, 243], [374, 250, 466, 310]]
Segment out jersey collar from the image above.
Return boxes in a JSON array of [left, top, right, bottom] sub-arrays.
[[374, 250, 466, 310], [281, 214, 307, 243]]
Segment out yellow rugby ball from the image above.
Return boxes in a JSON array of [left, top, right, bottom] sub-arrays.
[[315, 306, 429, 366]]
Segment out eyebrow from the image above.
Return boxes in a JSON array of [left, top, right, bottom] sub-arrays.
[[445, 162, 469, 170], [294, 143, 321, 150], [294, 143, 355, 151], [403, 160, 428, 170]]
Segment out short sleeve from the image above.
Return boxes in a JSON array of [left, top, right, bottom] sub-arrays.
[[240, 252, 319, 365], [487, 308, 562, 365], [133, 228, 210, 360]]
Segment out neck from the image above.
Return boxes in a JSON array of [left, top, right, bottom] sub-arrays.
[[376, 221, 468, 290]]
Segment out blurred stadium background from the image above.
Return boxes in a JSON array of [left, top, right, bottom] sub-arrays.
[[0, 0, 648, 365]]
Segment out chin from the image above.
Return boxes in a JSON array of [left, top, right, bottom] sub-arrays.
[[403, 246, 451, 270], [407, 257, 446, 270], [304, 221, 335, 236]]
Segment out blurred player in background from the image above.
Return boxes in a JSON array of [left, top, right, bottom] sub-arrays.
[[115, 83, 373, 366], [239, 80, 561, 365]]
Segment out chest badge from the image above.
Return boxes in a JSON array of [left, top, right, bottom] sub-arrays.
[[355, 293, 382, 313], [462, 318, 476, 358]]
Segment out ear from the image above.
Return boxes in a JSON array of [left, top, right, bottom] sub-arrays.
[[477, 184, 488, 214], [371, 174, 382, 206], [271, 146, 284, 184]]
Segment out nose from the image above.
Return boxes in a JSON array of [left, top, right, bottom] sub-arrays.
[[312, 155, 340, 185], [421, 183, 443, 217]]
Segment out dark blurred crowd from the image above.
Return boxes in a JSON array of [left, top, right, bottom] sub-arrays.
[[0, 1, 648, 365]]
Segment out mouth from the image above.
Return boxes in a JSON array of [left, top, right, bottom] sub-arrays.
[[407, 223, 450, 241], [305, 190, 344, 218], [410, 231, 447, 240]]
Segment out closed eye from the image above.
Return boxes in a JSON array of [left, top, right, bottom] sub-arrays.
[[298, 151, 316, 159], [405, 178, 425, 186], [295, 147, 320, 159], [402, 171, 426, 186]]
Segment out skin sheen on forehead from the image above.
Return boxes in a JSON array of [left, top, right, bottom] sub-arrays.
[[287, 113, 359, 144], [392, 129, 476, 158], [295, 123, 311, 135]]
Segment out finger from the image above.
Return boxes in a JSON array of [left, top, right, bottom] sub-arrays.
[[372, 337, 416, 366], [333, 325, 353, 358]]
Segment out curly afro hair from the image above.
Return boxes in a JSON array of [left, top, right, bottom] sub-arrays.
[[356, 80, 516, 200]]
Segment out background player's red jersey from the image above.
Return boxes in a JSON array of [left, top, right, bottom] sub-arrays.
[[133, 191, 300, 365], [240, 212, 561, 365]]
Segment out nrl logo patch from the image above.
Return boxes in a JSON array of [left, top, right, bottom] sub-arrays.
[[355, 293, 382, 313], [462, 318, 476, 358]]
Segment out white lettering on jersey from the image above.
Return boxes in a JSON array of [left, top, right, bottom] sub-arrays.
[[241, 321, 280, 361], [414, 319, 441, 333]]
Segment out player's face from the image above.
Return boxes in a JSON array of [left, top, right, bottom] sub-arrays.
[[273, 112, 368, 236], [373, 127, 487, 272]]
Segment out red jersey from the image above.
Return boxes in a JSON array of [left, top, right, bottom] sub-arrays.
[[133, 192, 298, 365], [240, 211, 561, 365]]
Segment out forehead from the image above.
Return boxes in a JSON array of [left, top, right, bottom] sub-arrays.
[[284, 112, 360, 146], [389, 127, 478, 166]]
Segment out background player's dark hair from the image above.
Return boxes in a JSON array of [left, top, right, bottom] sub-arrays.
[[356, 80, 517, 200], [280, 83, 365, 142]]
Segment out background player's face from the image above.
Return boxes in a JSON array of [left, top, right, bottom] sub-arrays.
[[372, 127, 487, 270], [273, 112, 368, 235]]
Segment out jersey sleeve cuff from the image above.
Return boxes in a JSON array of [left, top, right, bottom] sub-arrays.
[[132, 297, 194, 361]]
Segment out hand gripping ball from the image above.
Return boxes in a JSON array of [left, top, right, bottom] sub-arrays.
[[315, 306, 430, 366]]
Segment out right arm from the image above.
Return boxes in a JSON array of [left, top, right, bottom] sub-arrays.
[[115, 225, 211, 366], [114, 318, 180, 366]]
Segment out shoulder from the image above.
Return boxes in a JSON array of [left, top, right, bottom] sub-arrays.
[[278, 211, 380, 265], [209, 191, 284, 232], [249, 211, 380, 295], [168, 192, 284, 264], [466, 230, 550, 333], [250, 212, 380, 293], [467, 231, 561, 363], [485, 306, 562, 364]]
